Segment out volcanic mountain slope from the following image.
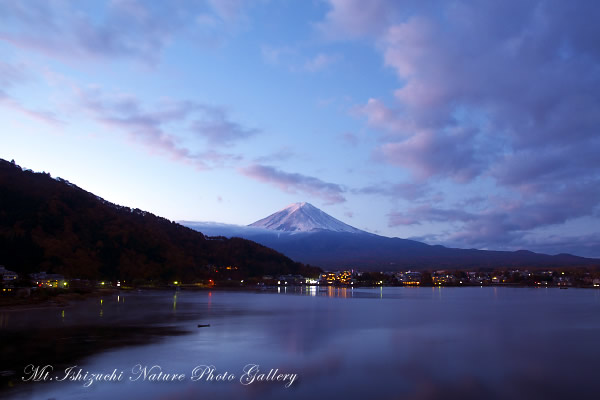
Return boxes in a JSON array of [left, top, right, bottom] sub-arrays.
[[185, 203, 600, 270], [250, 202, 363, 233]]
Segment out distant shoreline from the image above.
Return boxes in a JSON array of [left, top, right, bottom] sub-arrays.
[[2, 283, 598, 312], [0, 288, 117, 311]]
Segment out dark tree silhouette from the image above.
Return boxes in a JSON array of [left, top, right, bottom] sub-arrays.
[[0, 159, 321, 282]]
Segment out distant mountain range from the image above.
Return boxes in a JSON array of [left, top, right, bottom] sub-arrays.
[[184, 202, 600, 270], [0, 159, 319, 281]]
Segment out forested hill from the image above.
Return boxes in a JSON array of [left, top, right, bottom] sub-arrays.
[[0, 159, 320, 282]]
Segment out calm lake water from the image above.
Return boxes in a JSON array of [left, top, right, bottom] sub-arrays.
[[2, 286, 600, 400]]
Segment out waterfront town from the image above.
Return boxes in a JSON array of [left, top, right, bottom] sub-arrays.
[[2, 263, 600, 298]]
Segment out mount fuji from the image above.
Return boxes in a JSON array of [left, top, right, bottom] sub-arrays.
[[182, 202, 599, 270], [249, 202, 363, 233]]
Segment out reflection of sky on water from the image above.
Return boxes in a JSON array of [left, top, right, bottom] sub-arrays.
[[3, 287, 600, 400]]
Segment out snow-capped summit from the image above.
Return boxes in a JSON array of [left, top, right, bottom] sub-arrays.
[[249, 202, 364, 233]]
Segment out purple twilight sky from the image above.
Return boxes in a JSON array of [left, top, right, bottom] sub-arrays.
[[0, 0, 599, 257]]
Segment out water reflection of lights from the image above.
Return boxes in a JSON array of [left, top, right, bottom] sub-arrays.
[[275, 284, 364, 298], [325, 286, 351, 298], [173, 292, 178, 312], [432, 286, 443, 300], [0, 313, 9, 329]]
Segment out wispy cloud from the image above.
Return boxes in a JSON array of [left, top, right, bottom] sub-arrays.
[[190, 106, 259, 147], [388, 205, 475, 227], [0, 89, 62, 126], [76, 87, 255, 169], [316, 0, 395, 39], [375, 127, 484, 183], [260, 45, 296, 66], [0, 61, 62, 125], [356, 181, 432, 202], [388, 181, 600, 251], [0, 0, 248, 64], [304, 52, 340, 72], [261, 45, 339, 73], [339, 132, 359, 147], [207, 0, 248, 24], [240, 164, 346, 204], [253, 147, 296, 163], [517, 233, 600, 259], [0, 60, 29, 88]]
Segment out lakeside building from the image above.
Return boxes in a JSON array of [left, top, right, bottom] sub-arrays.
[[319, 270, 355, 285], [278, 274, 307, 285], [260, 274, 315, 285], [30, 272, 68, 288], [432, 271, 457, 285], [1, 265, 19, 292], [0, 265, 19, 282], [396, 271, 422, 285]]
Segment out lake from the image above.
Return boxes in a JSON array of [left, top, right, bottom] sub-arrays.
[[2, 286, 600, 400]]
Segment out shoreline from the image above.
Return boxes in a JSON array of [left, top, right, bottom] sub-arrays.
[[0, 288, 118, 312], [2, 283, 597, 311]]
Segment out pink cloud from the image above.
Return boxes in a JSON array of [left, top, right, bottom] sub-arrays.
[[351, 0, 600, 194], [356, 181, 432, 202], [76, 87, 253, 170], [240, 164, 346, 204], [0, 90, 62, 126], [389, 181, 600, 251], [316, 0, 395, 39], [0, 0, 243, 64], [377, 128, 481, 182]]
